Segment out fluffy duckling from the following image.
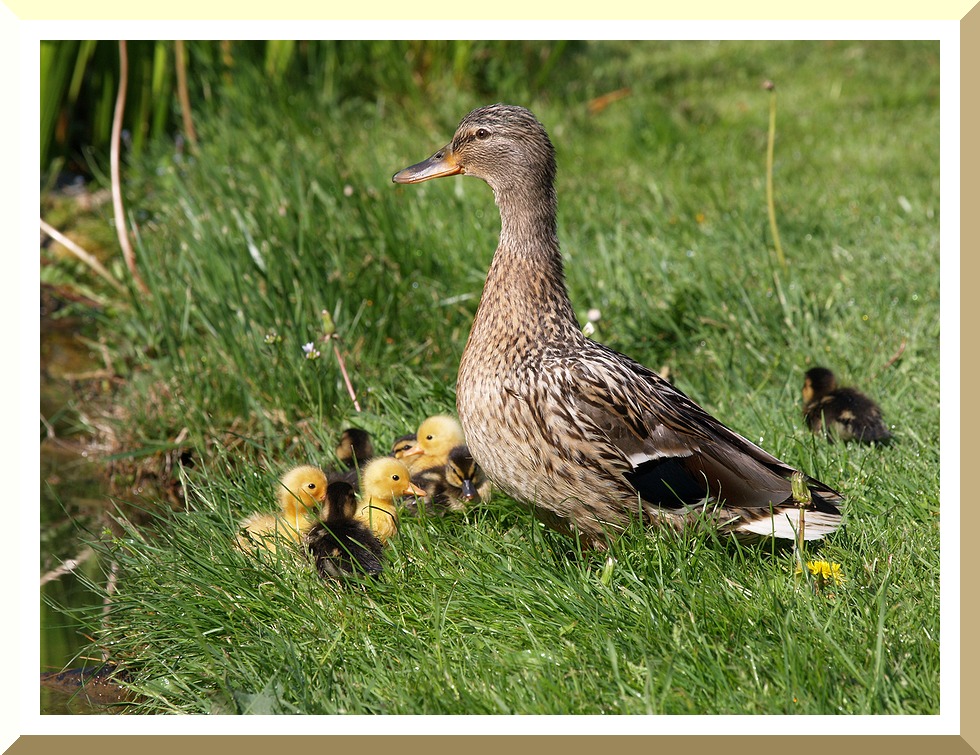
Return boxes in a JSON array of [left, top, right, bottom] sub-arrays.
[[355, 457, 427, 543], [445, 445, 491, 505], [304, 481, 384, 580], [400, 415, 465, 474], [393, 104, 843, 548], [390, 433, 418, 460], [408, 444, 490, 515], [236, 465, 328, 554], [327, 427, 375, 486], [802, 367, 892, 444], [335, 428, 375, 470]]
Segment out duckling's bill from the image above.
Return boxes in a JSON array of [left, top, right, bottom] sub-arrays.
[[405, 481, 428, 498], [401, 442, 425, 460], [392, 146, 462, 184], [460, 479, 479, 501]]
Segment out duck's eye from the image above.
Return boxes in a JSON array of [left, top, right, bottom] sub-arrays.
[[475, 128, 490, 140], [426, 435, 434, 441], [392, 474, 400, 481], [307, 483, 317, 490]]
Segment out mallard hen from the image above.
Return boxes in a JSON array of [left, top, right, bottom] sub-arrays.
[[304, 481, 384, 579], [393, 103, 844, 549], [802, 366, 891, 444]]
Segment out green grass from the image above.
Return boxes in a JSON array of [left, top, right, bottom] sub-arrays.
[[46, 40, 940, 715]]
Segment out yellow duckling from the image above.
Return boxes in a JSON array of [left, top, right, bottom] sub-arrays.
[[236, 465, 328, 554], [400, 415, 465, 474], [355, 457, 427, 543]]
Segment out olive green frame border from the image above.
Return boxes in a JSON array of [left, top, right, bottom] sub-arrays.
[[7, 3, 969, 753]]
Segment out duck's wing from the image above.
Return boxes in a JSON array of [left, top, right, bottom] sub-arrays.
[[546, 343, 842, 538]]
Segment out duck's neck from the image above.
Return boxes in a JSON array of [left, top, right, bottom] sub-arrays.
[[472, 182, 579, 342]]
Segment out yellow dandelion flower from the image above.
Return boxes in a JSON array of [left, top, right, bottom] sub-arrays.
[[806, 560, 845, 586]]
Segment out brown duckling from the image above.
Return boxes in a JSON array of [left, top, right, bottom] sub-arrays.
[[304, 481, 384, 580], [236, 465, 328, 554], [408, 444, 490, 515], [390, 433, 418, 460], [393, 104, 843, 548], [328, 427, 375, 486], [445, 445, 491, 505], [355, 457, 427, 543], [802, 366, 892, 444], [335, 428, 375, 470]]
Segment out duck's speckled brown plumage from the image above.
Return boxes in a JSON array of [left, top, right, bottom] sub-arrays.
[[393, 104, 843, 548], [803, 367, 892, 444]]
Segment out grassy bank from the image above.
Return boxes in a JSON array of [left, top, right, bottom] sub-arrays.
[[45, 40, 940, 715]]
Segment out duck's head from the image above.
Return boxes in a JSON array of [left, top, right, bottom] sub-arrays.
[[803, 367, 838, 404], [361, 457, 427, 502], [445, 445, 486, 502], [278, 465, 329, 515], [392, 104, 556, 196], [390, 433, 418, 460], [335, 428, 374, 468], [402, 415, 466, 469], [324, 480, 359, 521]]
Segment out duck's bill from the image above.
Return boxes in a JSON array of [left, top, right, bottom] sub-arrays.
[[401, 443, 425, 458], [460, 479, 479, 502], [392, 145, 462, 183], [406, 482, 428, 498]]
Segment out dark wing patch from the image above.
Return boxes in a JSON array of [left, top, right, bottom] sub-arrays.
[[557, 341, 842, 515], [623, 455, 709, 509]]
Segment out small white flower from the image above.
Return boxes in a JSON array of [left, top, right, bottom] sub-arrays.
[[302, 342, 321, 360], [586, 308, 601, 322]]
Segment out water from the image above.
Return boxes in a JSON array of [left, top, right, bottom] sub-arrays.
[[40, 292, 121, 713]]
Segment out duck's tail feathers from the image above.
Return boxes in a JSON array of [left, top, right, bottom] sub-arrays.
[[734, 505, 842, 541]]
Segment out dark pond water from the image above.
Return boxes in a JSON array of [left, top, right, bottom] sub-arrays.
[[40, 295, 126, 713]]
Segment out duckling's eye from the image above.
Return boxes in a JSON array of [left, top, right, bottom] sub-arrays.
[[307, 483, 317, 490], [475, 128, 490, 140], [426, 435, 434, 441], [392, 474, 400, 482]]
